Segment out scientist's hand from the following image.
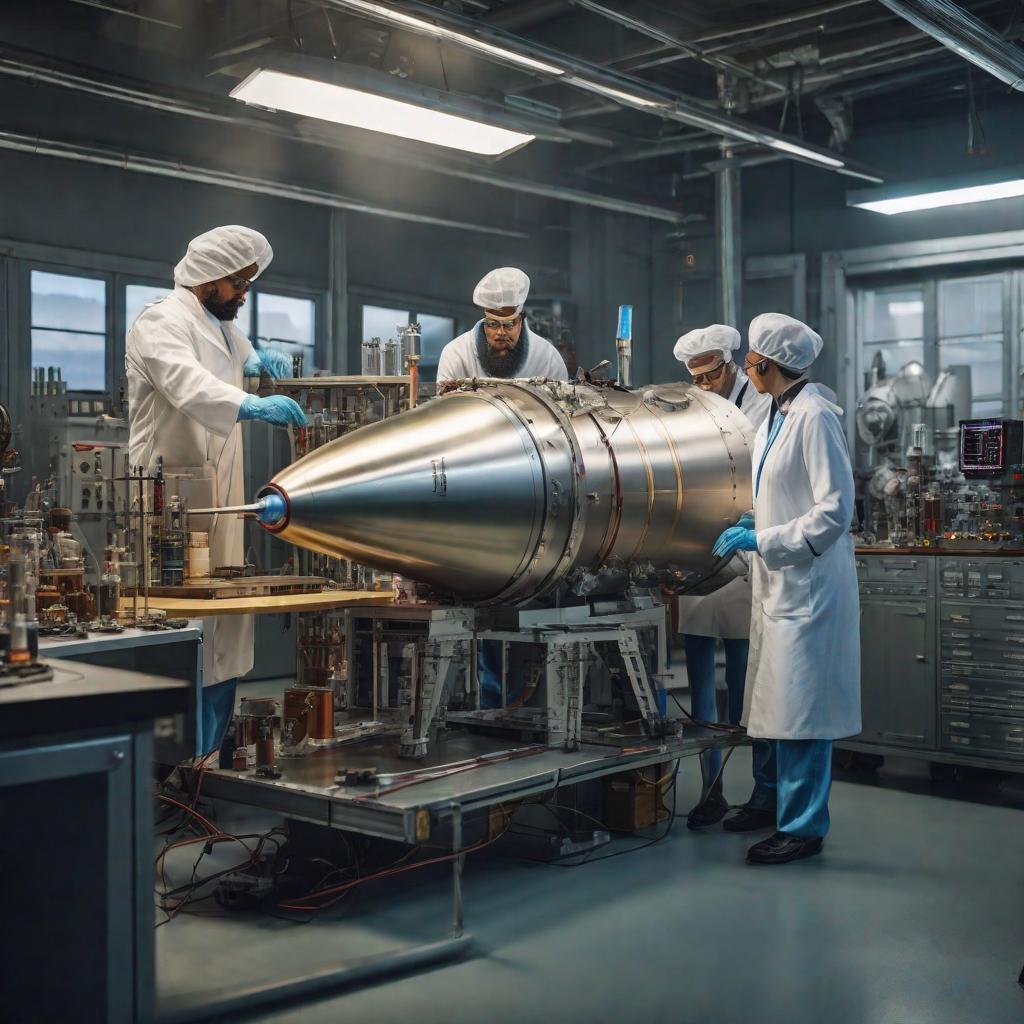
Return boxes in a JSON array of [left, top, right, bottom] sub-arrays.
[[244, 349, 293, 380], [713, 526, 757, 559], [736, 512, 755, 530], [237, 395, 308, 427]]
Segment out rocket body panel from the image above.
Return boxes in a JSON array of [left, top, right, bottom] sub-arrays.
[[262, 379, 754, 604]]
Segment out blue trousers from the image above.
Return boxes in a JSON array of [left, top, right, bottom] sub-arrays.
[[200, 677, 238, 757], [684, 635, 775, 804], [753, 738, 834, 838]]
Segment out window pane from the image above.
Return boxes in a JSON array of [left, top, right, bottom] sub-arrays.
[[31, 330, 105, 391], [125, 284, 169, 330], [362, 305, 409, 343], [940, 337, 1002, 405], [863, 340, 924, 380], [31, 271, 106, 332], [257, 293, 315, 346], [940, 276, 1003, 337], [864, 287, 923, 342], [417, 314, 456, 368], [971, 399, 1004, 419]]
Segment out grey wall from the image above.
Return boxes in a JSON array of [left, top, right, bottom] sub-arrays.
[[740, 93, 1024, 389]]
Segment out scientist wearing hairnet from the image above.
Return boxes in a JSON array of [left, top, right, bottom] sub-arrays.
[[125, 225, 307, 755], [712, 313, 860, 865], [436, 268, 568, 393], [673, 325, 773, 831]]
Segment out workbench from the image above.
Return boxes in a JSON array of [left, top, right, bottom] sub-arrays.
[[119, 588, 392, 618], [847, 548, 1024, 775], [0, 660, 187, 1023], [41, 625, 203, 761]]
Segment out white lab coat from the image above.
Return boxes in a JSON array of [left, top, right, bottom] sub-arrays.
[[678, 369, 772, 638], [125, 284, 254, 686], [436, 321, 568, 383], [743, 383, 861, 740]]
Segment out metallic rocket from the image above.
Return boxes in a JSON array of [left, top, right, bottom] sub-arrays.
[[256, 379, 755, 604]]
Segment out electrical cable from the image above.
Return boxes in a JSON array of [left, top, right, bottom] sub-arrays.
[[668, 689, 746, 734]]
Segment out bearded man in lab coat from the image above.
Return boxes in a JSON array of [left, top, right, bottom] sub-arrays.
[[673, 325, 774, 830], [436, 267, 568, 394], [126, 225, 307, 755], [712, 313, 860, 865]]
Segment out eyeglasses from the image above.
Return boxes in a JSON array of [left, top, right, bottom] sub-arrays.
[[224, 273, 254, 292], [483, 313, 522, 332], [690, 361, 727, 386], [744, 354, 770, 376]]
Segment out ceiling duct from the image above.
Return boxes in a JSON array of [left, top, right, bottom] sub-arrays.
[[877, 0, 1024, 90]]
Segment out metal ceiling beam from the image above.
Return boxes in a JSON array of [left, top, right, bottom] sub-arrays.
[[877, 0, 1024, 90], [0, 129, 531, 237], [689, 0, 873, 45], [0, 53, 689, 223], [568, 0, 787, 93], [481, 0, 567, 31], [316, 0, 882, 180]]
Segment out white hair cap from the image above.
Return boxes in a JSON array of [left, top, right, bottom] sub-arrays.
[[173, 225, 274, 287], [673, 324, 741, 367], [473, 267, 530, 313], [748, 312, 823, 371]]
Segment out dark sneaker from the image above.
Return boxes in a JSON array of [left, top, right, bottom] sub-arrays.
[[746, 831, 823, 865]]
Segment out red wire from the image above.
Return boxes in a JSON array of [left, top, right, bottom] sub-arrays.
[[157, 794, 219, 836]]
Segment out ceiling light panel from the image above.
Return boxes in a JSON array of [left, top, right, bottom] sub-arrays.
[[232, 69, 535, 156]]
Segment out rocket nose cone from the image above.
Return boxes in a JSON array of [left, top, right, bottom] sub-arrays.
[[255, 486, 290, 532]]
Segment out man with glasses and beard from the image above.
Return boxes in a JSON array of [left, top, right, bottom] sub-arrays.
[[125, 225, 306, 756], [436, 267, 568, 393]]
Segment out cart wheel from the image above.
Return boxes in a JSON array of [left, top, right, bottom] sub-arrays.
[[929, 762, 958, 784]]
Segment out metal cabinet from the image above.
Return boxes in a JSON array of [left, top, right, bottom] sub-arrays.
[[856, 585, 936, 750]]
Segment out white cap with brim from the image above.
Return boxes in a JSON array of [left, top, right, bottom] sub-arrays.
[[473, 267, 530, 313], [673, 324, 741, 367], [748, 312, 823, 372], [173, 225, 274, 287]]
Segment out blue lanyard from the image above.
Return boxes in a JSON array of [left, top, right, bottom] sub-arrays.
[[755, 411, 786, 498]]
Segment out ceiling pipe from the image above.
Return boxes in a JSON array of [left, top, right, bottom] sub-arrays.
[[568, 0, 788, 93], [316, 0, 883, 181], [0, 130, 531, 238], [0, 54, 688, 222], [877, 0, 1024, 90], [690, 0, 873, 44], [481, 0, 567, 31]]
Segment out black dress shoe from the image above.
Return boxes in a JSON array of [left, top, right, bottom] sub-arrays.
[[686, 791, 730, 830], [722, 805, 776, 833], [746, 831, 823, 865]]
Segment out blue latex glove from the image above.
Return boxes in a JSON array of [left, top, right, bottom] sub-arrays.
[[244, 348, 293, 380], [237, 395, 308, 427], [712, 526, 757, 559], [736, 512, 755, 530]]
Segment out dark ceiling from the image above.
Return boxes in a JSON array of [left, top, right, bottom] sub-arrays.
[[2, 0, 1021, 220]]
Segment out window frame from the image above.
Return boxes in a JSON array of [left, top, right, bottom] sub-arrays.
[[349, 286, 472, 376], [25, 262, 113, 398], [853, 268, 1015, 421], [250, 282, 325, 373]]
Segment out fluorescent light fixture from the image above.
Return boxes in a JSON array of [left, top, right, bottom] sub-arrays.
[[575, 80, 668, 110], [232, 69, 534, 156], [852, 177, 1024, 215], [769, 138, 845, 169], [330, 0, 566, 77]]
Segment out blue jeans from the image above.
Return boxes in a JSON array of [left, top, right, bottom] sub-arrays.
[[751, 739, 834, 838], [200, 678, 238, 756]]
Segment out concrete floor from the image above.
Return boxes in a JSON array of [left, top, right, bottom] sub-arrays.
[[157, 736, 1024, 1024]]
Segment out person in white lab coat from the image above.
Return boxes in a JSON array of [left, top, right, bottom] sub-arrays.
[[126, 225, 307, 755], [712, 313, 860, 865], [673, 326, 773, 830], [436, 268, 568, 392]]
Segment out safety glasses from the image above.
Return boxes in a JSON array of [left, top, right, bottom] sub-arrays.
[[482, 313, 522, 332], [744, 354, 770, 376], [690, 360, 727, 386], [224, 273, 255, 292]]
